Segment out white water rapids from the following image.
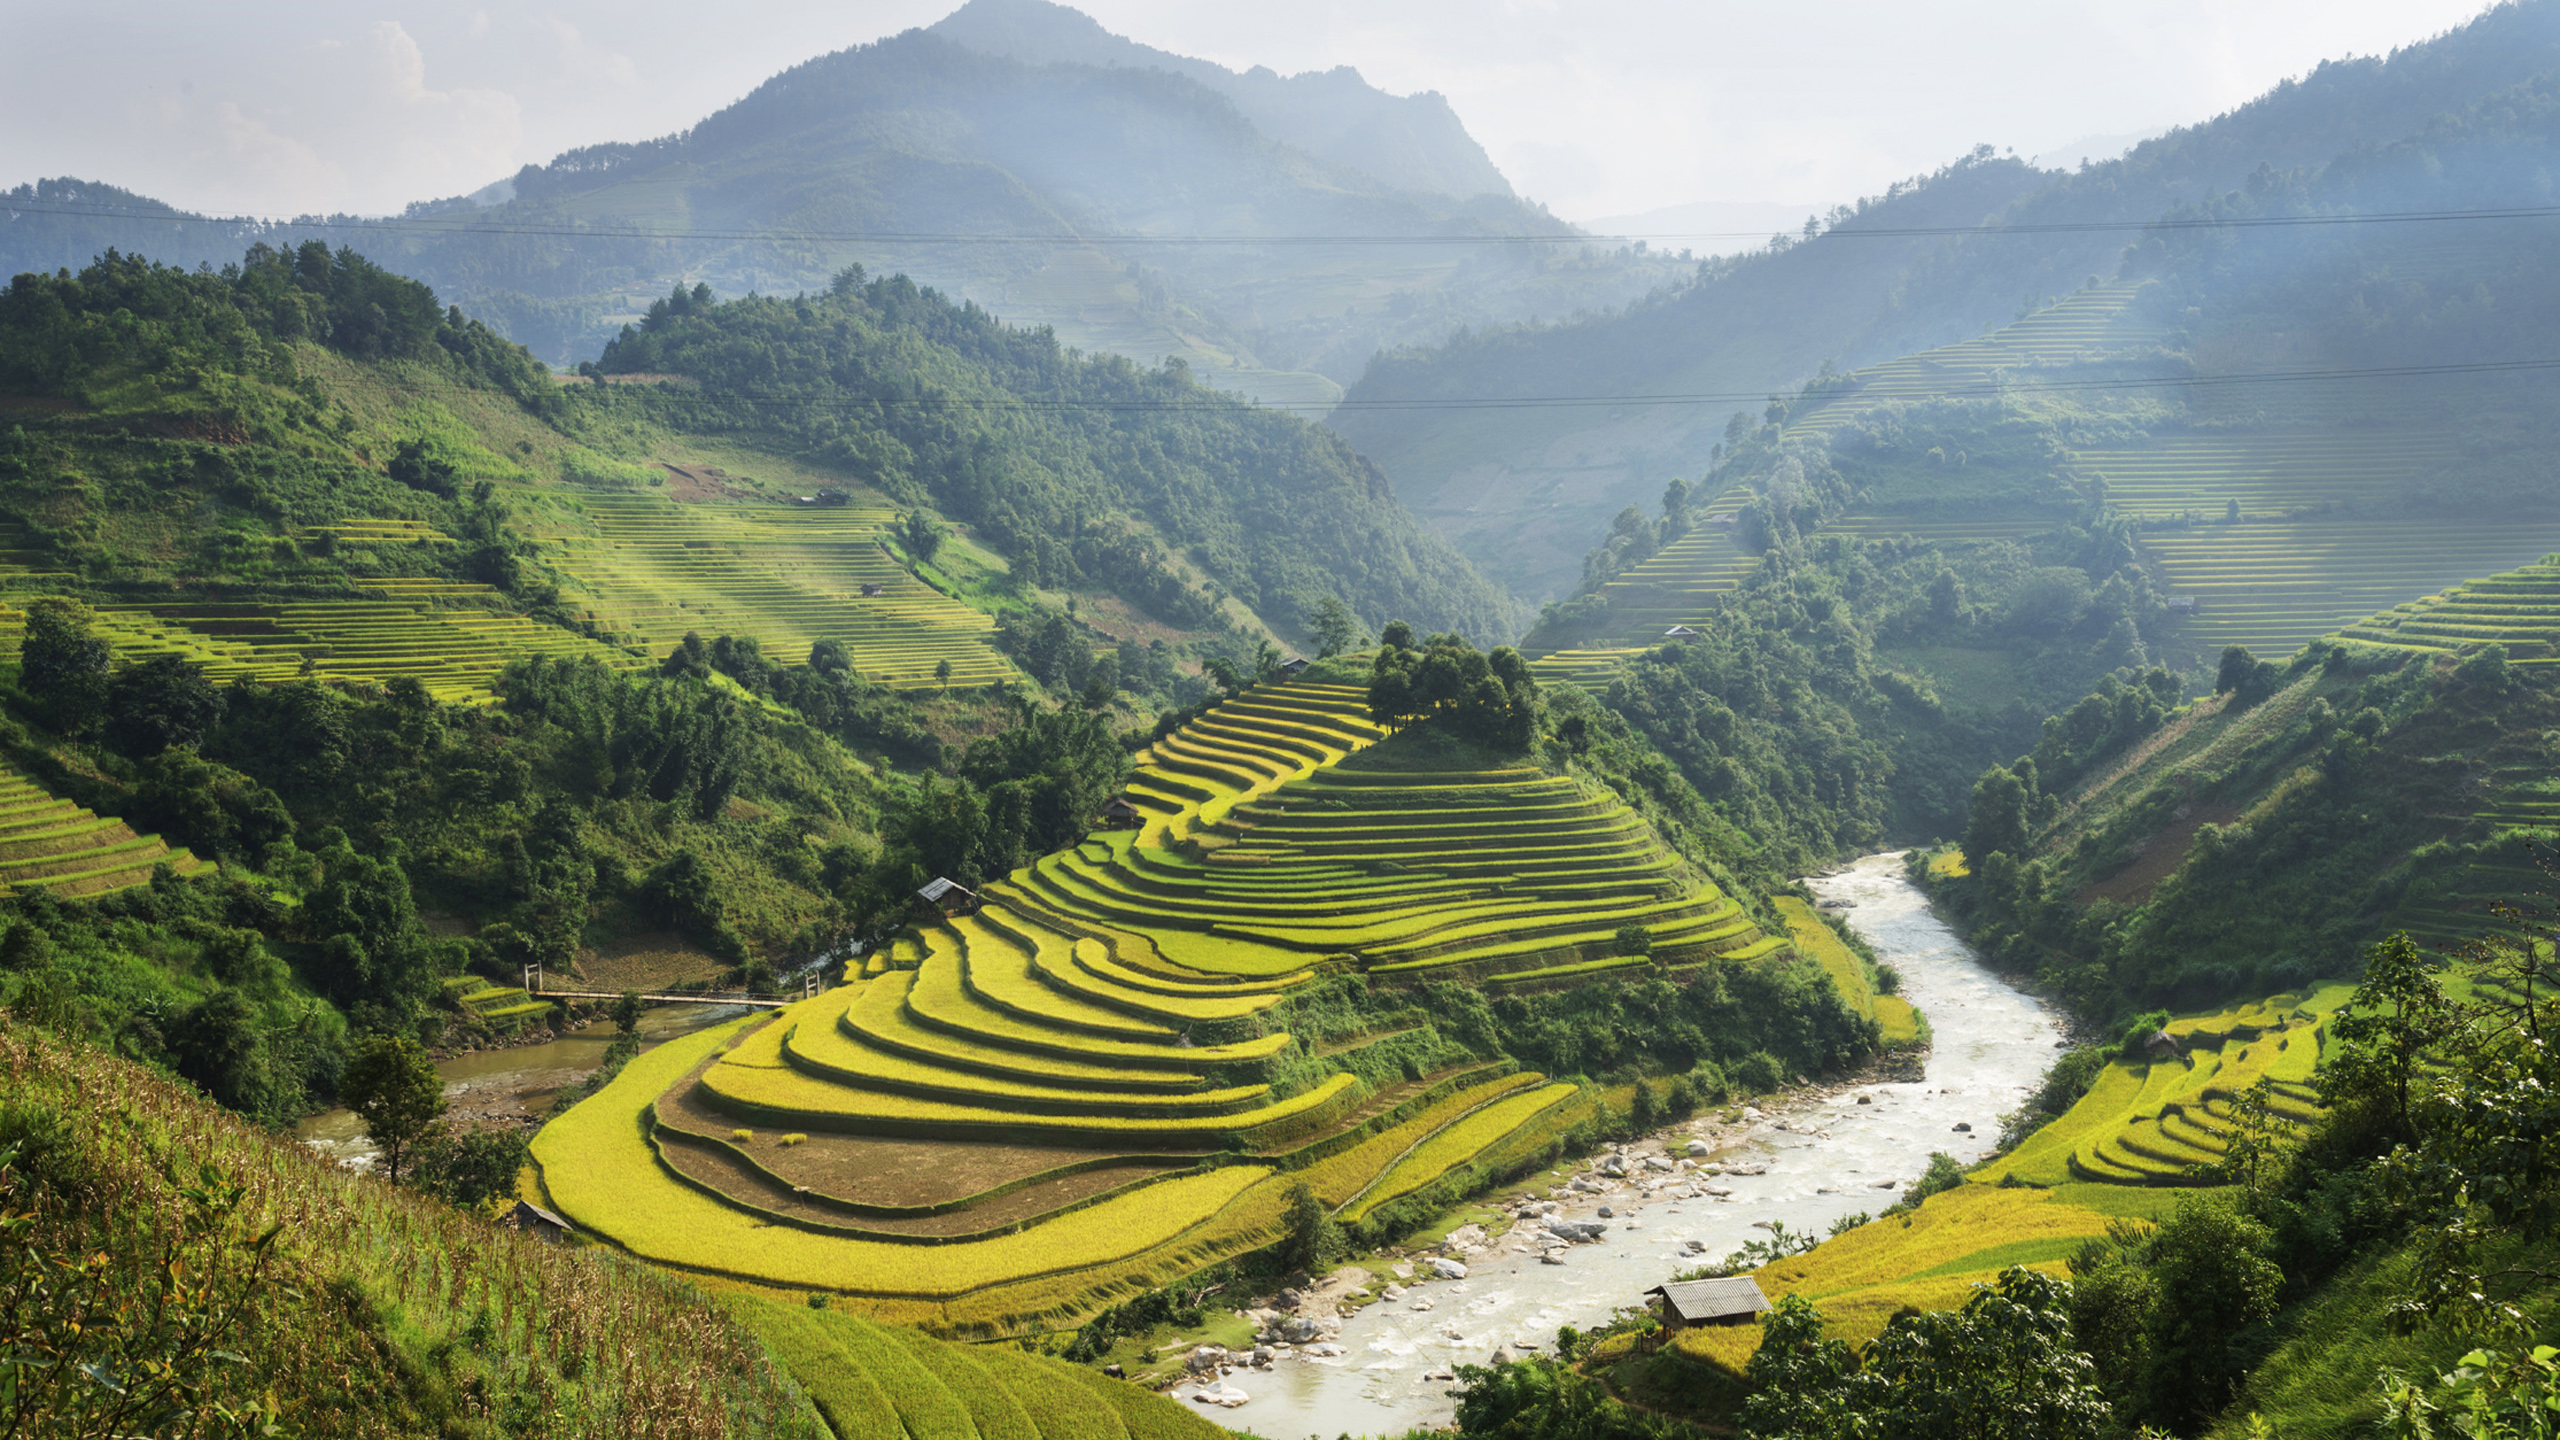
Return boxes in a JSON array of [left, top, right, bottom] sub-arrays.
[[1207, 851, 2066, 1438]]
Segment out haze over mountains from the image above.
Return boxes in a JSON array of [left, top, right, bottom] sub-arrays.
[[0, 0, 1680, 414], [1338, 0, 2560, 597]]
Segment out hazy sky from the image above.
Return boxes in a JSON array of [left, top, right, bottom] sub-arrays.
[[0, 0, 2499, 223]]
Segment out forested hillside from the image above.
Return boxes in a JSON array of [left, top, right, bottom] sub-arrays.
[[1339, 0, 2560, 600], [588, 267, 1518, 643]]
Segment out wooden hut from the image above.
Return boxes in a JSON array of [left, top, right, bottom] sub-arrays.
[[917, 876, 980, 918], [860, 582, 887, 597], [1099, 796, 1144, 829], [2143, 1028, 2184, 1062], [1277, 657, 1311, 678], [1663, 624, 1700, 639], [1644, 1277, 1770, 1330]]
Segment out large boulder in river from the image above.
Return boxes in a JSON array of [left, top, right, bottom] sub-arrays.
[[1546, 1220, 1608, 1243], [1431, 1257, 1470, 1280]]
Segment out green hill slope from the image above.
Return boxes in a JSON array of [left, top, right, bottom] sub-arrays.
[[1337, 1, 2560, 602]]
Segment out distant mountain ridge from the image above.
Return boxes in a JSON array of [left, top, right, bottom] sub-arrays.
[[0, 5, 1677, 402], [927, 0, 1513, 201], [1332, 0, 2560, 602]]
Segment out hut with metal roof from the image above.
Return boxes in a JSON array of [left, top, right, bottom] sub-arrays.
[[917, 876, 980, 917], [1644, 1277, 1771, 1329]]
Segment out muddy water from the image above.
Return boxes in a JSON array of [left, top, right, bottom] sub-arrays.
[[1214, 852, 2065, 1439], [293, 1002, 751, 1170]]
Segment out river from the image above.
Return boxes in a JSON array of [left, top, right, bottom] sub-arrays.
[[1210, 851, 2066, 1439], [293, 1001, 752, 1169]]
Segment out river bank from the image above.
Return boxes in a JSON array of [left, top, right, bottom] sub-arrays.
[[1177, 851, 2065, 1438]]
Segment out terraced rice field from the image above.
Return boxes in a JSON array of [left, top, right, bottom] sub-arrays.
[[2320, 557, 2560, 941], [1973, 985, 2347, 1189], [440, 973, 554, 1029], [729, 1295, 1228, 1440], [1673, 982, 2346, 1381], [1527, 290, 2158, 687], [1773, 898, 1919, 1046], [2339, 554, 2560, 662], [1669, 1184, 2132, 1378], [1024, 684, 1780, 982], [0, 764, 200, 898], [2140, 517, 2560, 659], [532, 496, 1014, 689], [528, 677, 1794, 1327], [1529, 487, 1756, 687], [1784, 284, 2164, 441], [0, 588, 647, 706]]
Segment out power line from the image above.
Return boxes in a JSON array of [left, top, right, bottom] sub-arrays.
[[537, 354, 2560, 417], [9, 197, 2560, 249]]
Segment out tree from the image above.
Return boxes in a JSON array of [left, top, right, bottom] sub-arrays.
[[610, 990, 645, 1035], [103, 654, 226, 756], [1277, 1180, 1343, 1276], [2215, 644, 2260, 695], [165, 987, 273, 1118], [1742, 1269, 2113, 1440], [2321, 932, 2455, 1140], [17, 598, 110, 733], [340, 1032, 446, 1183], [2135, 1197, 2281, 1427], [1308, 597, 1366, 658], [899, 510, 942, 564], [1961, 766, 2030, 864], [407, 1125, 532, 1210], [386, 439, 458, 498]]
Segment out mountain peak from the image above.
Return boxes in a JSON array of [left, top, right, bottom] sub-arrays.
[[927, 0, 1512, 200]]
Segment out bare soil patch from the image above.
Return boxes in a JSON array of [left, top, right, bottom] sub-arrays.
[[655, 1073, 1165, 1208], [2077, 802, 2241, 906], [655, 1131, 1188, 1236]]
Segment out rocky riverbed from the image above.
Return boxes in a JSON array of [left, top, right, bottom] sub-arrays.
[[1171, 852, 2065, 1436]]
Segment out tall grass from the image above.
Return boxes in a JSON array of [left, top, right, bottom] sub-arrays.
[[0, 1016, 818, 1438]]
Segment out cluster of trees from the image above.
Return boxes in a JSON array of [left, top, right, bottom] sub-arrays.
[[1367, 623, 1539, 753], [1455, 919, 2560, 1437], [1937, 638, 2518, 1015], [0, 244, 558, 421], [588, 267, 1516, 642], [658, 631, 943, 763]]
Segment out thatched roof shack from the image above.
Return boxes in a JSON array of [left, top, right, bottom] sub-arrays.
[[1645, 1277, 1771, 1329], [2143, 1029, 2184, 1062]]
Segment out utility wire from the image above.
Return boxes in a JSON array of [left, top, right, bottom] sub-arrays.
[[527, 354, 2560, 417], [10, 198, 2560, 248]]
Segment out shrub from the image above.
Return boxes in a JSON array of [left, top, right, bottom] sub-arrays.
[[1731, 1051, 1785, 1094]]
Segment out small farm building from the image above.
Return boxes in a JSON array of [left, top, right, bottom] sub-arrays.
[[2165, 596, 2198, 614], [860, 582, 887, 597], [1278, 657, 1310, 677], [918, 876, 980, 917], [1645, 1277, 1770, 1329], [1663, 624, 1700, 639], [503, 1201, 577, 1244], [2143, 1029, 2184, 1062], [1100, 796, 1143, 828]]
